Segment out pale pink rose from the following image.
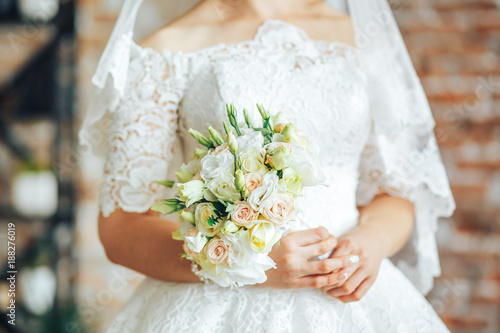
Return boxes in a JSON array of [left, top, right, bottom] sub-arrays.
[[204, 238, 230, 264], [244, 173, 263, 193], [261, 194, 295, 226], [231, 201, 258, 226]]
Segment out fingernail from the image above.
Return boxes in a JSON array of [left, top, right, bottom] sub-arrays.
[[337, 273, 348, 282], [349, 255, 359, 264]]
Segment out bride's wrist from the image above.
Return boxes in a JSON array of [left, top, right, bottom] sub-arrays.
[[339, 227, 390, 262]]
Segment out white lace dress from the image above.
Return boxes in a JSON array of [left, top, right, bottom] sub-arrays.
[[99, 20, 455, 332]]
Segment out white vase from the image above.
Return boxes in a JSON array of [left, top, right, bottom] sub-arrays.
[[12, 170, 58, 218], [17, 0, 59, 22]]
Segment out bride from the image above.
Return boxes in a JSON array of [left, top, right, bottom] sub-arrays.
[[80, 0, 456, 331]]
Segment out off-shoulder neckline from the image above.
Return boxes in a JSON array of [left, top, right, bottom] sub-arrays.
[[131, 19, 358, 58]]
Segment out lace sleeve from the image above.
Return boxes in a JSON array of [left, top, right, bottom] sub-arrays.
[[356, 50, 456, 294], [99, 49, 189, 218]]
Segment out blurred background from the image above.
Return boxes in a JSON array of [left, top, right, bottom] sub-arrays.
[[0, 0, 498, 332]]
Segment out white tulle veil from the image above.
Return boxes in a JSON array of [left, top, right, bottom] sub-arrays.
[[79, 0, 456, 294]]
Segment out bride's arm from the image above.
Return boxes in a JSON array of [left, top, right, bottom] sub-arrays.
[[351, 193, 415, 258], [320, 193, 415, 302], [99, 209, 200, 282]]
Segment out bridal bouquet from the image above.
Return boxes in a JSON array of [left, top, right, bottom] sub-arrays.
[[152, 104, 324, 287]]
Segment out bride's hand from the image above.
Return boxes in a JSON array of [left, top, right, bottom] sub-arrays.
[[262, 227, 359, 289], [320, 235, 385, 303]]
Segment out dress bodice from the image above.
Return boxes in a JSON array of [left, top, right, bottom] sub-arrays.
[[174, 20, 371, 235]]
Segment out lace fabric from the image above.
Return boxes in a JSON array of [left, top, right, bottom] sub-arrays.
[[97, 20, 454, 332]]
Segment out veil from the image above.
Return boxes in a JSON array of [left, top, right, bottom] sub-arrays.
[[79, 0, 456, 295]]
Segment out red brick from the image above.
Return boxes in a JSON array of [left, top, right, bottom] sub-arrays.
[[432, 0, 499, 11], [439, 251, 500, 279]]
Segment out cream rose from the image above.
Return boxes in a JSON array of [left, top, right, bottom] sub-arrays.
[[248, 219, 281, 253], [261, 194, 295, 226], [205, 238, 230, 264], [231, 202, 258, 227], [195, 203, 223, 237], [244, 172, 262, 193], [205, 172, 241, 203], [240, 150, 267, 174]]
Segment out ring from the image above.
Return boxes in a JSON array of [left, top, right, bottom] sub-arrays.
[[349, 255, 360, 264]]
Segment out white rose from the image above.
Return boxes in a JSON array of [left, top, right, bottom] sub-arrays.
[[247, 171, 279, 211], [205, 172, 241, 203], [195, 203, 223, 237], [200, 150, 234, 181], [288, 147, 325, 186], [177, 180, 205, 207], [237, 129, 264, 151], [278, 168, 303, 196], [240, 150, 267, 174]]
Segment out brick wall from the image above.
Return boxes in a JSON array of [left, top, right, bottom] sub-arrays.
[[395, 1, 500, 332], [75, 1, 500, 332]]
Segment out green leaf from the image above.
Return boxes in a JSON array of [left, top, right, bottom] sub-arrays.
[[253, 127, 273, 136], [151, 199, 185, 215], [207, 215, 217, 227], [155, 180, 175, 188], [212, 202, 227, 220]]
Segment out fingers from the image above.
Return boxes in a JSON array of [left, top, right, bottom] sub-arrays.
[[336, 277, 375, 303], [329, 238, 359, 258], [320, 263, 359, 291], [302, 235, 337, 259], [285, 227, 330, 247], [303, 254, 360, 276], [325, 267, 368, 297]]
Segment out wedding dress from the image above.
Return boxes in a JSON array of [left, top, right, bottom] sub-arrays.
[[92, 18, 456, 332]]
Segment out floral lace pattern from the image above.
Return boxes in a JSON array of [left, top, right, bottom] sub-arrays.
[[99, 20, 454, 332]]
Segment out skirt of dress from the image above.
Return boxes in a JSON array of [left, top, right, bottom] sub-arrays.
[[105, 258, 449, 333]]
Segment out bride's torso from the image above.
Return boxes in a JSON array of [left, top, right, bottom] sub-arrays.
[[127, 19, 371, 236]]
